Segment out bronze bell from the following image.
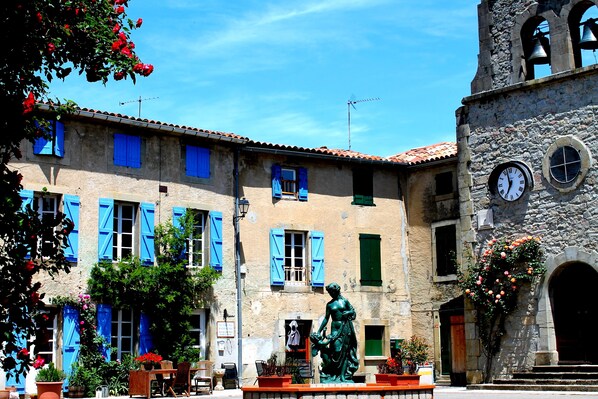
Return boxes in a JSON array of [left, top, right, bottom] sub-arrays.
[[528, 35, 550, 65], [580, 20, 598, 50]]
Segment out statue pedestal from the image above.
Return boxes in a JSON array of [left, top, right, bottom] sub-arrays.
[[243, 383, 434, 399], [213, 369, 225, 391]]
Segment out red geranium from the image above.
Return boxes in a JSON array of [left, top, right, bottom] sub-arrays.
[[22, 92, 35, 115]]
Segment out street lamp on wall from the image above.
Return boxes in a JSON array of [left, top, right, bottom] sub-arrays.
[[236, 197, 250, 220]]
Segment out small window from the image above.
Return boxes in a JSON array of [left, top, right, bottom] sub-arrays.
[[114, 133, 141, 168], [33, 194, 59, 257], [360, 234, 382, 286], [272, 164, 308, 201], [549, 146, 581, 184], [189, 309, 206, 358], [435, 172, 453, 196], [364, 325, 384, 356], [186, 145, 210, 178], [285, 231, 307, 285], [282, 168, 297, 197], [353, 169, 374, 206], [36, 310, 58, 364], [434, 223, 457, 276], [111, 309, 134, 361], [188, 210, 207, 268], [113, 203, 136, 260], [33, 120, 65, 158]]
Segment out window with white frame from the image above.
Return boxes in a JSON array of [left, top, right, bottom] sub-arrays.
[[36, 311, 57, 364], [281, 168, 298, 198], [189, 309, 206, 358], [111, 309, 134, 360], [33, 194, 59, 257], [113, 203, 135, 260], [432, 220, 459, 278], [285, 231, 307, 285], [188, 210, 206, 268]]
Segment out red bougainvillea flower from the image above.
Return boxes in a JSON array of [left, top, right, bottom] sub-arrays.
[[133, 63, 144, 73], [33, 356, 45, 369], [112, 23, 121, 33], [115, 6, 125, 14], [114, 71, 125, 80], [30, 292, 40, 304], [136, 18, 142, 27], [36, 12, 43, 23], [22, 92, 35, 115], [24, 260, 35, 272], [121, 47, 132, 57], [47, 42, 56, 53], [142, 64, 154, 76]]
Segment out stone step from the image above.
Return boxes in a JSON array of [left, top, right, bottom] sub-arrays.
[[512, 372, 598, 380], [494, 378, 598, 385], [469, 383, 598, 392], [533, 365, 598, 373]]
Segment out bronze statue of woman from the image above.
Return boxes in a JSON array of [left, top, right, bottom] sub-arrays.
[[310, 282, 359, 383]]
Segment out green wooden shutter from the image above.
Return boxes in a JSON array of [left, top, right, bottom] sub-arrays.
[[140, 202, 155, 265], [209, 211, 223, 271], [310, 231, 324, 287], [270, 228, 285, 286], [98, 198, 114, 261], [63, 194, 79, 262], [360, 234, 382, 286]]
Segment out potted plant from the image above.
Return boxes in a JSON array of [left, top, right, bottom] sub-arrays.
[[401, 335, 430, 375], [36, 363, 66, 399], [67, 366, 85, 398], [256, 353, 292, 388], [135, 352, 163, 370]]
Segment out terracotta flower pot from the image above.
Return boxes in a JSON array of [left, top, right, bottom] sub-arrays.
[[36, 381, 64, 399], [375, 373, 420, 386], [0, 389, 10, 399]]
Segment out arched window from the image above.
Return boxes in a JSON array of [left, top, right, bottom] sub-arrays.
[[569, 2, 598, 68]]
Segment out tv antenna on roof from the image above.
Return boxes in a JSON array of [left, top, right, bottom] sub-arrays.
[[347, 95, 380, 150], [119, 96, 159, 118]]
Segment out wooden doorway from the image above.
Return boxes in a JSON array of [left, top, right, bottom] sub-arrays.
[[550, 262, 598, 364], [439, 297, 466, 386]]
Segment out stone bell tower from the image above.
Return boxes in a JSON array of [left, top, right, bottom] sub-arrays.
[[457, 0, 598, 385]]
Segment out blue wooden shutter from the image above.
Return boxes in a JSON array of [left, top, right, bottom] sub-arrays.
[[5, 329, 27, 393], [310, 231, 325, 287], [270, 228, 285, 286], [62, 305, 80, 383], [298, 167, 308, 201], [186, 145, 198, 177], [96, 304, 112, 360], [127, 135, 141, 168], [172, 207, 187, 258], [139, 313, 153, 355], [272, 164, 282, 198], [54, 121, 65, 157], [113, 133, 128, 166], [20, 189, 33, 211], [209, 211, 223, 271], [140, 202, 155, 265], [98, 198, 114, 261], [63, 194, 79, 262], [196, 147, 210, 178], [33, 120, 53, 155]]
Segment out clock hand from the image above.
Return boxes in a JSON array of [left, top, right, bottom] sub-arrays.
[[507, 172, 513, 195]]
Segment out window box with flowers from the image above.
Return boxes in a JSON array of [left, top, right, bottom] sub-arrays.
[[458, 235, 545, 382], [375, 336, 429, 385]]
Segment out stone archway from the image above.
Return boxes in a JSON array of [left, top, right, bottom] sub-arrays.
[[549, 262, 598, 364]]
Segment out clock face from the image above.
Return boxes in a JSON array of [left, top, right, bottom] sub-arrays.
[[497, 165, 527, 201]]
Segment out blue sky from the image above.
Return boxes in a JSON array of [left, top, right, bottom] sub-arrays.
[[48, 0, 480, 157]]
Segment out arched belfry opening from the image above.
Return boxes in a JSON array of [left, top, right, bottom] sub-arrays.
[[549, 262, 598, 364], [522, 17, 552, 80], [569, 2, 598, 68]]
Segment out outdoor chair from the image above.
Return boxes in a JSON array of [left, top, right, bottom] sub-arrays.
[[165, 361, 190, 397], [221, 363, 238, 389], [192, 360, 213, 395], [254, 360, 267, 385]]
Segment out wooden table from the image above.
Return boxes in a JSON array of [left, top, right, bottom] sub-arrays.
[[129, 369, 177, 399]]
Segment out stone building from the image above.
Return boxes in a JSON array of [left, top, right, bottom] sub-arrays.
[[5, 103, 464, 390], [458, 0, 598, 383]]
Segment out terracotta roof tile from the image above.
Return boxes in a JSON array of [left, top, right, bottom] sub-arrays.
[[387, 142, 457, 165], [247, 140, 386, 161]]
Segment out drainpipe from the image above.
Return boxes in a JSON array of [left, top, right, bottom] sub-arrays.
[[233, 147, 243, 386]]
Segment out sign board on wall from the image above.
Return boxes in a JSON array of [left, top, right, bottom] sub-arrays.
[[217, 321, 235, 338]]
